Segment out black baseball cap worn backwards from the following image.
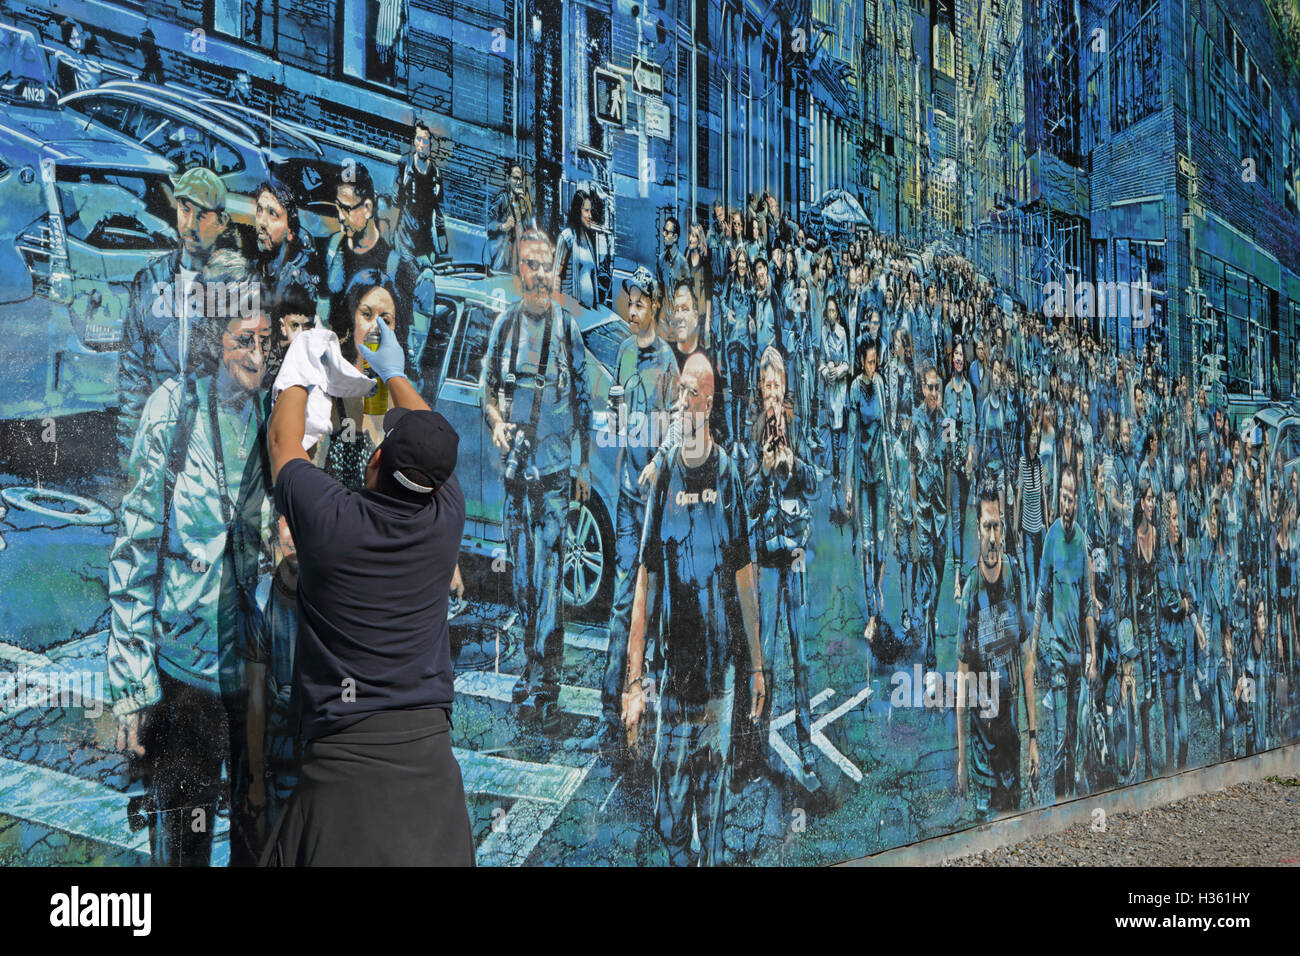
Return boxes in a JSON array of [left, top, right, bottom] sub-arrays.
[[380, 408, 459, 495]]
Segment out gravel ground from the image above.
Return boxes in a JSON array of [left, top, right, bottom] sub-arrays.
[[943, 777, 1300, 866]]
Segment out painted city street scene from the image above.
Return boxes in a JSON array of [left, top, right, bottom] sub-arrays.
[[0, 0, 1298, 866]]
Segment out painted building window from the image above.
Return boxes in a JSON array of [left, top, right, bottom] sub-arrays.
[[1114, 237, 1165, 352], [245, 0, 272, 47], [340, 0, 408, 87], [209, 0, 282, 52], [1286, 120, 1300, 215], [1109, 0, 1161, 133], [933, 23, 953, 78], [833, 0, 861, 66], [1084, 59, 1103, 154], [1292, 302, 1300, 393], [1199, 251, 1272, 396], [695, 49, 710, 189]]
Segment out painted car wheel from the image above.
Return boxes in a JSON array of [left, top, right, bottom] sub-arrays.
[[563, 498, 607, 611]]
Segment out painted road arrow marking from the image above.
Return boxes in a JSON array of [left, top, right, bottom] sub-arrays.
[[473, 756, 597, 866], [769, 685, 872, 785]]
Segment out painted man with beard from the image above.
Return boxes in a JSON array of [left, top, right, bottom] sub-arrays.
[[481, 230, 593, 729], [251, 180, 321, 308], [1031, 466, 1098, 800], [956, 479, 1038, 821], [119, 167, 231, 468], [622, 352, 765, 866]]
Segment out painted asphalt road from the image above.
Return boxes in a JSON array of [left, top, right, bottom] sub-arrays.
[[0, 614, 877, 865]]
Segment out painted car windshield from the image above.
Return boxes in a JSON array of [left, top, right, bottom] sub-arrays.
[[580, 318, 628, 372], [56, 169, 176, 251]]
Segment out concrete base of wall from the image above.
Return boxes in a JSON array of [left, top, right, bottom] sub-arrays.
[[841, 744, 1300, 866]]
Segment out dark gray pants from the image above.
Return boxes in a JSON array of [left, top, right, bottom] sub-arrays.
[[261, 708, 474, 866]]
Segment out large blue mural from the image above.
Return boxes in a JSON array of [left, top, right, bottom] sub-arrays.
[[0, 0, 1298, 866]]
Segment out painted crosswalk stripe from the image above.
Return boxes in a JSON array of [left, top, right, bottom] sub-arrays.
[[453, 748, 591, 804], [454, 670, 602, 718], [474, 756, 597, 866], [0, 756, 148, 860], [0, 755, 229, 864], [563, 623, 610, 653], [0, 642, 54, 670]]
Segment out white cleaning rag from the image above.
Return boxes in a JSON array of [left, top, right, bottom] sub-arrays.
[[272, 328, 376, 450]]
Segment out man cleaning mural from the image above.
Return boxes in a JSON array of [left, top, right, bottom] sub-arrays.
[[0, 1, 1296, 872]]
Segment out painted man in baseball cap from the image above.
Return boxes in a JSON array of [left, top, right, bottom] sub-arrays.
[[117, 166, 233, 466], [575, 265, 679, 756]]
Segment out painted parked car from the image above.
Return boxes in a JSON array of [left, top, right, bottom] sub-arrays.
[[60, 80, 343, 259], [0, 66, 178, 423], [418, 265, 630, 616]]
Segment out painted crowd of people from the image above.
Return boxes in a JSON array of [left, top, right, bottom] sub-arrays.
[[580, 188, 1300, 854], [97, 121, 1299, 866]]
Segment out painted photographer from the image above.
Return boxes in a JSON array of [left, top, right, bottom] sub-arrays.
[[481, 229, 594, 730], [744, 346, 818, 785]]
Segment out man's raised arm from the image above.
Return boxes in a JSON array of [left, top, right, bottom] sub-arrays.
[[267, 385, 310, 485]]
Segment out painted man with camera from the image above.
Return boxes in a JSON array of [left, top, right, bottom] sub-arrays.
[[743, 346, 818, 787], [480, 229, 593, 730]]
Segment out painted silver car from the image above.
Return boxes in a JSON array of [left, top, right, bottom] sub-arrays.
[[60, 80, 343, 258], [0, 50, 178, 423]]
